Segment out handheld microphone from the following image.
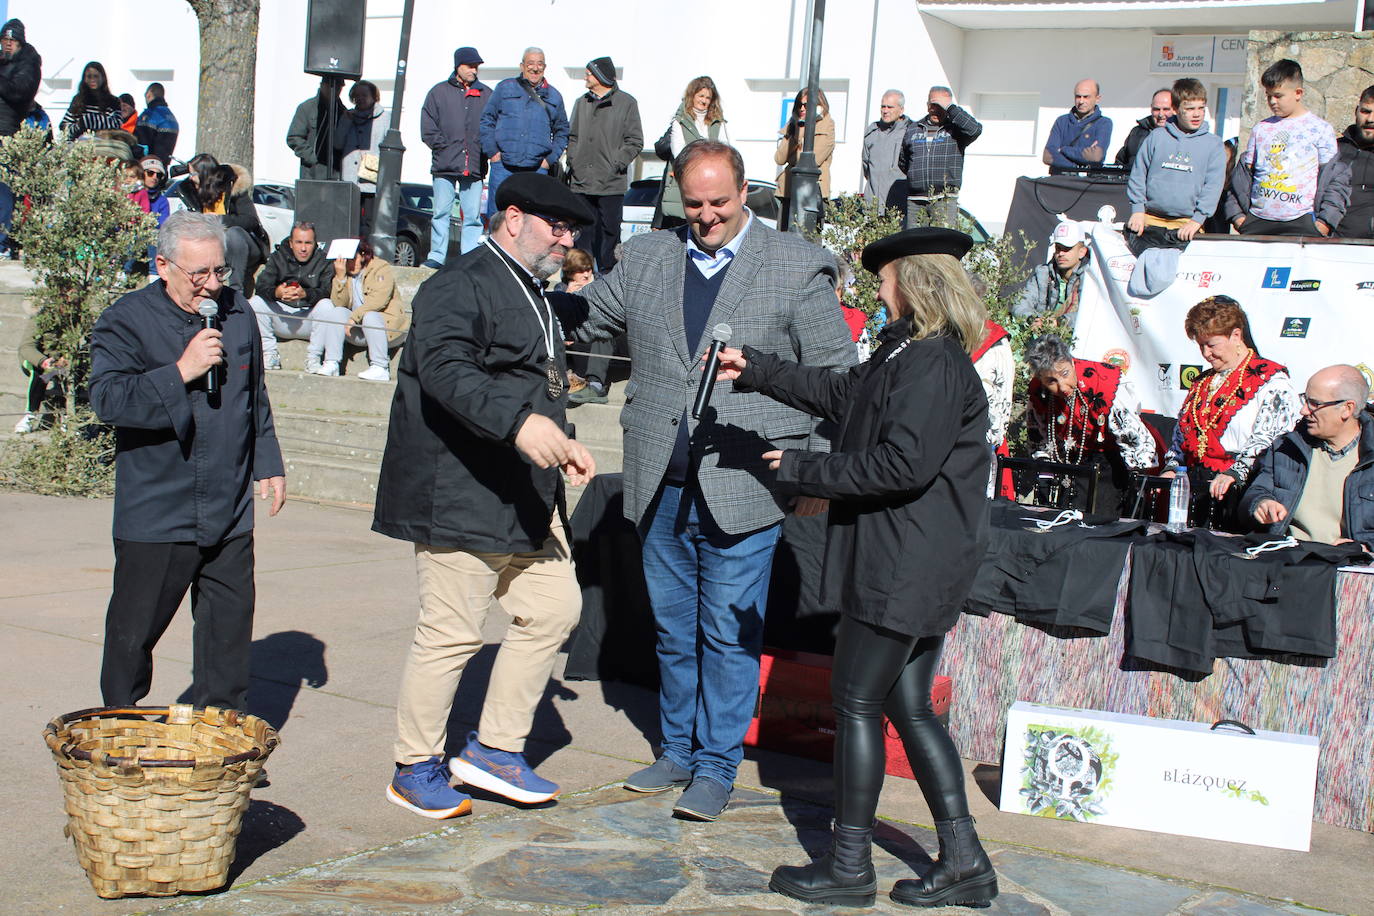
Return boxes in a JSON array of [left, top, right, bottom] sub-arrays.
[[197, 299, 220, 396], [692, 323, 732, 420]]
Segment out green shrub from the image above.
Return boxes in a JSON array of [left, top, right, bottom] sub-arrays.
[[0, 129, 156, 495]]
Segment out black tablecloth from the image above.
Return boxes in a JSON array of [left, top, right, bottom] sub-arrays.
[[1003, 174, 1131, 268], [564, 480, 1355, 684]]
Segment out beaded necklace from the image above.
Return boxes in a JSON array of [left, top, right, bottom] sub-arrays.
[[1044, 388, 1090, 465], [1185, 348, 1253, 464]]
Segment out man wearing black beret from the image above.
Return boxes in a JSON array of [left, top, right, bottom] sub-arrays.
[[373, 172, 597, 819]]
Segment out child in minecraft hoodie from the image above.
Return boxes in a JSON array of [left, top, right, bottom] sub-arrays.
[[1125, 78, 1225, 255], [1224, 58, 1349, 237]]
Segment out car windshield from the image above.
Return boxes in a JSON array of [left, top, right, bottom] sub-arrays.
[[623, 180, 660, 208], [401, 188, 433, 211]]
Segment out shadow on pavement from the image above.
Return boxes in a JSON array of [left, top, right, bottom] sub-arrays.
[[173, 629, 328, 732], [225, 800, 306, 885], [598, 677, 661, 751], [972, 762, 1003, 807]]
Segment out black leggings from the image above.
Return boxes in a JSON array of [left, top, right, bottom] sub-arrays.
[[831, 615, 969, 827]]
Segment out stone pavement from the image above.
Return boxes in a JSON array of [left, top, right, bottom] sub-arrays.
[[4, 492, 1371, 916], [158, 786, 1323, 916]]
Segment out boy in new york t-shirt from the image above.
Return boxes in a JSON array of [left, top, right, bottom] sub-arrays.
[[1226, 58, 1349, 237]]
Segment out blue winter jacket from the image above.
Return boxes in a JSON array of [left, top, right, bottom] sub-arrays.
[[480, 77, 569, 169], [1044, 107, 1113, 169], [1243, 414, 1374, 546], [135, 99, 180, 163]]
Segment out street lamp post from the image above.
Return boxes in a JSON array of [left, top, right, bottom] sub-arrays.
[[788, 0, 826, 236], [369, 0, 416, 263]]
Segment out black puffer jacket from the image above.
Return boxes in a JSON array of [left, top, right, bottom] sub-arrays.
[[736, 318, 990, 638], [0, 41, 40, 137], [253, 237, 331, 305], [420, 76, 490, 179], [1336, 126, 1374, 239]]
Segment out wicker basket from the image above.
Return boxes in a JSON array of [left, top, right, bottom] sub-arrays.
[[43, 704, 279, 898]]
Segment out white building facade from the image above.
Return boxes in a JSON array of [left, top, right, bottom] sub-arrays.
[[12, 0, 1359, 232]]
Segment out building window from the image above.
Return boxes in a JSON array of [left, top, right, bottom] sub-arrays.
[[973, 92, 1040, 156]]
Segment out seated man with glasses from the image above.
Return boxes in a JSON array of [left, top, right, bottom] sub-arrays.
[[1244, 365, 1374, 547]]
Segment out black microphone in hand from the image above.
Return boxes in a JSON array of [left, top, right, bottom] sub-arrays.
[[692, 322, 732, 420], [198, 300, 219, 395]]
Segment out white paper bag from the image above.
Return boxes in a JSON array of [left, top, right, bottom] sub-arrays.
[[999, 702, 1319, 851]]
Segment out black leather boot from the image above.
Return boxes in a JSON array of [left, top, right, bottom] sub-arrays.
[[769, 822, 878, 907], [891, 816, 997, 908]]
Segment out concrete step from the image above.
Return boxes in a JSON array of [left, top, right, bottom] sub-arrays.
[[282, 453, 379, 507], [264, 368, 399, 416], [274, 410, 387, 461]]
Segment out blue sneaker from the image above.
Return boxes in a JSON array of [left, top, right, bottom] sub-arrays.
[[386, 756, 472, 819], [448, 731, 560, 804]]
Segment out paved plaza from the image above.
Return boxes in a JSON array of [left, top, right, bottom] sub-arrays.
[[0, 490, 1369, 915]]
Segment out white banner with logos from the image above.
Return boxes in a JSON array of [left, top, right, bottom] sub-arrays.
[[1066, 229, 1374, 416], [1000, 702, 1319, 850]]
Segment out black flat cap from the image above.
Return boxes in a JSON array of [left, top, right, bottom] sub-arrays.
[[860, 227, 974, 274], [494, 172, 596, 226]]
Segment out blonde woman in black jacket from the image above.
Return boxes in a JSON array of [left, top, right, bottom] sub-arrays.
[[716, 227, 997, 910]]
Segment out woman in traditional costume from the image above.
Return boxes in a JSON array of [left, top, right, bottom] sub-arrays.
[[1024, 335, 1158, 515], [1162, 295, 1299, 528]]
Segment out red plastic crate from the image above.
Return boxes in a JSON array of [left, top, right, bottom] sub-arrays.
[[743, 648, 951, 781]]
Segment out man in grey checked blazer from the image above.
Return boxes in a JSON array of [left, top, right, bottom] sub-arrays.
[[564, 141, 855, 820]]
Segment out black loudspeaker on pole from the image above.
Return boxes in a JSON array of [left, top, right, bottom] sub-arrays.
[[304, 0, 366, 80]]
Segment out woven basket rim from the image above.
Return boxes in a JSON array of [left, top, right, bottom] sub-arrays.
[[44, 704, 278, 768]]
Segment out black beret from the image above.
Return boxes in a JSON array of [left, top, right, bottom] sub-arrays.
[[494, 172, 596, 226], [860, 227, 974, 274]]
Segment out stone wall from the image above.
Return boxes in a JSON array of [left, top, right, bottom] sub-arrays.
[[1241, 31, 1374, 146]]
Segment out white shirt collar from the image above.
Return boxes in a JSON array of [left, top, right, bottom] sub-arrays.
[[685, 208, 754, 267]]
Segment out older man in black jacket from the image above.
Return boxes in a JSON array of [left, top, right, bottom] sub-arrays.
[[90, 212, 286, 711], [373, 173, 595, 820], [0, 18, 39, 258]]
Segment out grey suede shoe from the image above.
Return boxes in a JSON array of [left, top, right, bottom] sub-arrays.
[[672, 776, 732, 821], [623, 756, 692, 794]]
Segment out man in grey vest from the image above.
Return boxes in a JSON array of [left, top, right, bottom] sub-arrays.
[[559, 141, 855, 821]]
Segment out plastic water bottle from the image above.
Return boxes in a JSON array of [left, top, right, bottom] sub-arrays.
[[1166, 472, 1190, 532]]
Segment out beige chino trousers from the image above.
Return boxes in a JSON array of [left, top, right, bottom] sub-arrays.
[[393, 516, 581, 764]]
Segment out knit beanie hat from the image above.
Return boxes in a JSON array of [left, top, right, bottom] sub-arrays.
[[1, 20, 25, 43], [587, 57, 617, 88]]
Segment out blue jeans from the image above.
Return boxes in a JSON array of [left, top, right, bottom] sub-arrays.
[[485, 159, 546, 217], [639, 481, 782, 786], [429, 175, 484, 263], [0, 180, 14, 252]]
